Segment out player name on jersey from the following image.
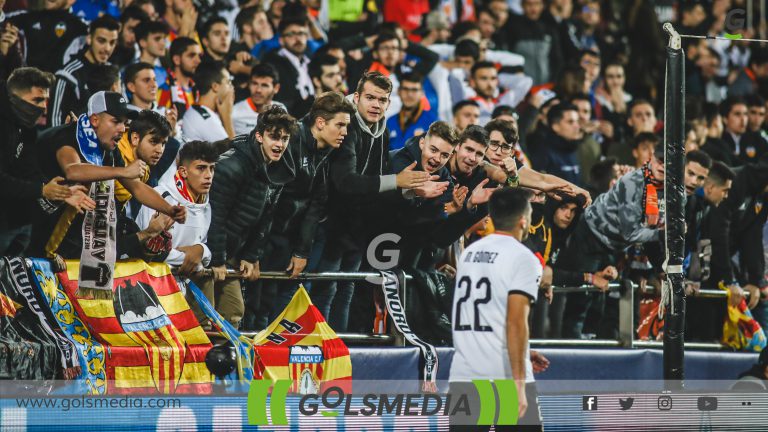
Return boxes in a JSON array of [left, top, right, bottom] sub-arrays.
[[463, 251, 500, 264]]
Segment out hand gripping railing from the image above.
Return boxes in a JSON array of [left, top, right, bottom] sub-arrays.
[[184, 268, 740, 350]]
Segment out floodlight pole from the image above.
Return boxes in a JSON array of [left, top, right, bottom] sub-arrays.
[[662, 23, 686, 389]]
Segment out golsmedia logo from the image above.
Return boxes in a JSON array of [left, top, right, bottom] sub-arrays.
[[247, 379, 519, 426]]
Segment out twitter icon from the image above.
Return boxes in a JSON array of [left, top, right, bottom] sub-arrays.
[[619, 397, 635, 411]]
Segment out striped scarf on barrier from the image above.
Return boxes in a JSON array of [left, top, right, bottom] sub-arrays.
[[379, 270, 439, 392]]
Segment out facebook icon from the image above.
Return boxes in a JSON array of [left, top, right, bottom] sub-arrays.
[[583, 396, 598, 411]]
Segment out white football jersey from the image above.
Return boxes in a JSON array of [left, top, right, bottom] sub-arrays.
[[449, 233, 542, 383]]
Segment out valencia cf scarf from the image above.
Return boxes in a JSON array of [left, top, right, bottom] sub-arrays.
[[76, 114, 117, 299]]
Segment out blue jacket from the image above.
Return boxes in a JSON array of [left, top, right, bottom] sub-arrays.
[[387, 108, 438, 151]]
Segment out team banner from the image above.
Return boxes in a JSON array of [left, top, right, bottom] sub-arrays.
[[252, 285, 351, 393], [187, 280, 255, 382], [28, 258, 108, 394], [55, 260, 213, 394], [379, 270, 439, 392], [3, 257, 81, 378], [0, 258, 57, 380]]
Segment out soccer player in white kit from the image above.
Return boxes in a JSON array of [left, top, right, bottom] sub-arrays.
[[450, 187, 544, 431]]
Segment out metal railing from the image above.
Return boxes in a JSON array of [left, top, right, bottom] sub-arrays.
[[188, 268, 740, 351]]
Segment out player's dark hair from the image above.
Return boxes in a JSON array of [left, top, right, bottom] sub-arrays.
[[546, 102, 578, 126], [129, 110, 172, 142], [309, 54, 339, 81], [194, 61, 227, 95], [706, 161, 736, 185], [278, 16, 308, 35], [135, 20, 169, 42], [459, 124, 489, 147], [201, 17, 229, 40], [686, 150, 712, 170], [455, 39, 481, 61], [120, 6, 149, 25], [452, 99, 480, 116], [489, 188, 533, 231], [89, 15, 120, 35], [250, 63, 280, 84], [308, 91, 355, 125], [632, 132, 660, 150], [7, 67, 55, 95], [485, 119, 518, 145], [86, 64, 120, 93], [256, 105, 298, 137], [471, 61, 496, 78], [179, 140, 219, 165], [170, 37, 199, 60], [373, 31, 401, 52], [124, 62, 154, 85], [720, 96, 747, 118], [491, 105, 517, 120]]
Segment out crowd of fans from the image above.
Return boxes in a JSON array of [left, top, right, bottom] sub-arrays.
[[1, 0, 768, 344]]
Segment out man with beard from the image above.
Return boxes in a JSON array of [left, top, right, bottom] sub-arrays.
[[309, 54, 344, 95], [49, 16, 120, 127], [314, 71, 444, 331], [136, 140, 218, 324], [558, 146, 666, 339], [248, 92, 356, 329], [33, 92, 186, 259], [157, 37, 202, 117], [387, 72, 438, 151], [263, 16, 314, 117], [182, 62, 235, 142], [232, 64, 286, 136], [528, 102, 584, 186], [205, 106, 297, 327]]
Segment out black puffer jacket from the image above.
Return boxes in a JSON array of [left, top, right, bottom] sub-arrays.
[[207, 131, 295, 266], [269, 116, 334, 258]]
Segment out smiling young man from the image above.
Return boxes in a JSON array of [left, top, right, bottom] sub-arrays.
[[248, 92, 356, 329], [135, 140, 218, 324], [205, 105, 298, 327], [49, 16, 120, 127]]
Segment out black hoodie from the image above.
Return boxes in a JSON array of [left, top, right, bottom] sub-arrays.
[[326, 99, 398, 245], [207, 130, 295, 266], [528, 126, 582, 186]]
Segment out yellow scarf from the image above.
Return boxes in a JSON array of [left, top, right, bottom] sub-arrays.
[[115, 132, 151, 204]]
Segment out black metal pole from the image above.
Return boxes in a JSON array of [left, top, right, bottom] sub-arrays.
[[662, 23, 686, 388]]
